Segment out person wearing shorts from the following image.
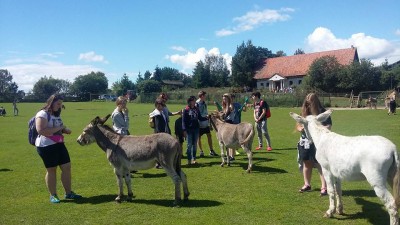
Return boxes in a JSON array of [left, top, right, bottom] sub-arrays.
[[196, 91, 218, 157], [35, 94, 82, 203]]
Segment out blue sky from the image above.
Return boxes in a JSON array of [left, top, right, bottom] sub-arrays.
[[1, 0, 399, 92]]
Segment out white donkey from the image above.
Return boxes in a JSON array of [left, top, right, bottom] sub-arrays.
[[290, 109, 400, 225]]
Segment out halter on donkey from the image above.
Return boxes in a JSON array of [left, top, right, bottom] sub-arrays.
[[77, 115, 189, 206]]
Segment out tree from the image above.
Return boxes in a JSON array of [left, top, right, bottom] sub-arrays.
[[70, 71, 108, 101], [204, 54, 230, 87], [32, 76, 71, 101], [136, 80, 162, 93], [112, 73, 136, 96], [192, 61, 211, 88], [231, 40, 273, 87], [144, 70, 152, 80], [160, 67, 182, 81], [294, 48, 305, 55], [0, 69, 20, 102], [152, 66, 162, 82], [307, 56, 342, 93], [275, 50, 287, 57]]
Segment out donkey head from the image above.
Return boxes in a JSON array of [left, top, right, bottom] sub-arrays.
[[289, 109, 333, 142], [77, 114, 111, 146]]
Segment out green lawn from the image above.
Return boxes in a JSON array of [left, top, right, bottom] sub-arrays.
[[0, 101, 399, 225]]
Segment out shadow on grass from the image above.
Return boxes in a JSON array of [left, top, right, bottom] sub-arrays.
[[0, 168, 13, 172], [342, 189, 377, 197], [66, 195, 222, 207], [335, 197, 388, 225]]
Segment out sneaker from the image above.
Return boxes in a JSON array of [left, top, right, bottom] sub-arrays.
[[229, 156, 235, 161], [210, 150, 218, 156], [267, 146, 272, 151], [255, 146, 262, 150], [199, 151, 205, 157], [50, 194, 60, 203], [299, 185, 312, 193], [65, 191, 82, 199]]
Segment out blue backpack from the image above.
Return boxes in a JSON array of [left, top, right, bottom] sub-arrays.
[[28, 112, 50, 146]]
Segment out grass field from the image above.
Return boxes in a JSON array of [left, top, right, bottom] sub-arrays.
[[0, 101, 399, 225]]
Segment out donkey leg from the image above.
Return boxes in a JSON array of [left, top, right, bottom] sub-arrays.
[[219, 143, 226, 167], [123, 172, 134, 202], [164, 167, 182, 207], [180, 171, 190, 201], [322, 170, 336, 218], [334, 180, 343, 215], [369, 179, 399, 225], [115, 172, 124, 203], [243, 146, 253, 173]]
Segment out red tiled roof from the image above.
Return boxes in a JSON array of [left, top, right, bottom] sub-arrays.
[[254, 47, 359, 80]]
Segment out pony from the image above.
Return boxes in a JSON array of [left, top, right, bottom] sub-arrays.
[[209, 113, 254, 173], [290, 109, 400, 225], [76, 115, 189, 206]]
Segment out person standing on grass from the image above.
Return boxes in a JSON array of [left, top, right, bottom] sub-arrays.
[[196, 91, 218, 157], [13, 99, 19, 116], [296, 93, 332, 196], [111, 96, 130, 135], [183, 96, 207, 165], [252, 91, 272, 151], [149, 98, 171, 169], [35, 94, 82, 203]]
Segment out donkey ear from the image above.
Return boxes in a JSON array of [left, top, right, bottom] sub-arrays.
[[316, 109, 332, 122], [99, 114, 111, 124], [289, 112, 306, 124], [92, 116, 101, 125]]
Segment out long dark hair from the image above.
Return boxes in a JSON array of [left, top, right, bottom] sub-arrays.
[[42, 94, 64, 116]]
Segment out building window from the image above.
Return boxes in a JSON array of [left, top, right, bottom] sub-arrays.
[[298, 80, 302, 85], [289, 81, 293, 85], [260, 83, 264, 87], [266, 82, 269, 87]]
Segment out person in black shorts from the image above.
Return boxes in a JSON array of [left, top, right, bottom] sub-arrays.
[[196, 91, 218, 157], [296, 93, 332, 196]]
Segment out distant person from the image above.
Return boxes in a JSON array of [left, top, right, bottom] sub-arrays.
[[388, 90, 397, 115], [111, 96, 130, 135], [159, 92, 181, 125], [35, 94, 82, 203], [251, 91, 272, 151], [13, 99, 19, 116], [196, 91, 218, 157], [0, 106, 6, 116]]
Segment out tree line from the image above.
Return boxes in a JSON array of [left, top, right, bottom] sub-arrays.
[[1, 40, 399, 102]]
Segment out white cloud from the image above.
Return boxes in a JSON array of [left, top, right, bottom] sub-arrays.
[[166, 47, 232, 74], [78, 51, 108, 64], [395, 29, 400, 36], [306, 27, 400, 65], [1, 60, 101, 92], [216, 8, 294, 37], [171, 46, 187, 52]]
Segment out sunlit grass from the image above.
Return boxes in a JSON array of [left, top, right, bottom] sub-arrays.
[[0, 101, 399, 225]]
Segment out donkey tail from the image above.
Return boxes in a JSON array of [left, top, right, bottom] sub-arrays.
[[392, 150, 400, 207], [240, 124, 254, 145], [175, 142, 183, 176]]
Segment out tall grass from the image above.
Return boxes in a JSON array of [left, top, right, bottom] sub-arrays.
[[0, 101, 399, 225]]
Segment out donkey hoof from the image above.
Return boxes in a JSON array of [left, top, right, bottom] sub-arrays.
[[323, 212, 333, 218], [173, 200, 181, 208], [220, 163, 224, 167], [115, 197, 122, 204], [246, 169, 251, 173]]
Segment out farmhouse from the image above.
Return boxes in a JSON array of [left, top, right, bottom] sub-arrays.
[[254, 47, 359, 91]]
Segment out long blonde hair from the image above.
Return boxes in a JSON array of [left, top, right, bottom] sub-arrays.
[[222, 93, 233, 115]]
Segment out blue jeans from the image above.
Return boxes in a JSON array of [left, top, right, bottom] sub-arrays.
[[186, 128, 199, 161]]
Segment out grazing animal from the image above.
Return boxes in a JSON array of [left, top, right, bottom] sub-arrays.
[[290, 109, 400, 225], [76, 115, 189, 206], [209, 113, 254, 173], [365, 96, 377, 109]]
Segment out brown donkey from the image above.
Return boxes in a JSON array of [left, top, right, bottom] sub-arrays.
[[77, 115, 189, 206]]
